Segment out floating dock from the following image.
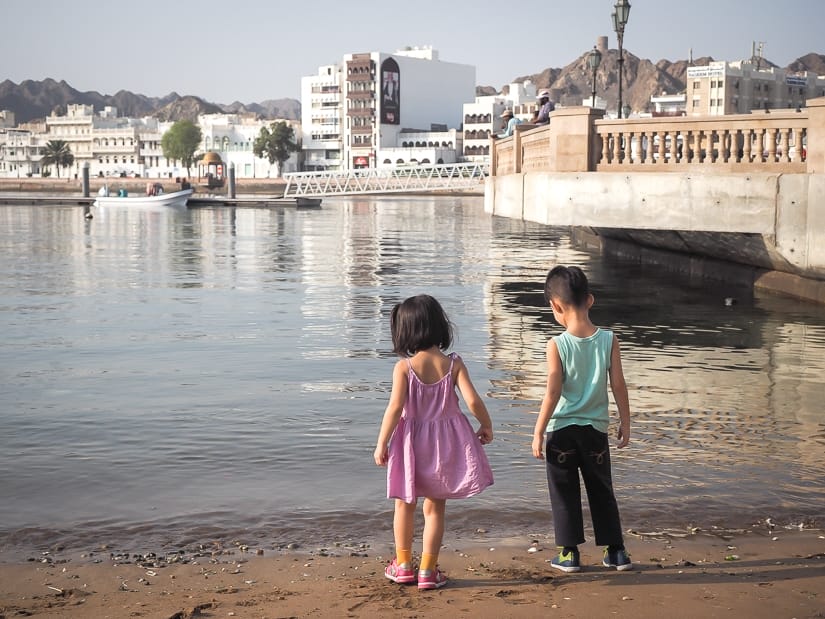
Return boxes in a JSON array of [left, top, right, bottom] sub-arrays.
[[0, 194, 322, 208], [187, 196, 322, 208]]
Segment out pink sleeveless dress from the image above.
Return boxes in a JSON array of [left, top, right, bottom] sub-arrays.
[[386, 353, 494, 503]]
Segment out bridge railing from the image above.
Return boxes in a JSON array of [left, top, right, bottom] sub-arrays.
[[490, 96, 825, 176], [283, 162, 488, 197], [595, 112, 807, 172]]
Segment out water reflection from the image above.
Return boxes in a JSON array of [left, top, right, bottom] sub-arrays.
[[0, 196, 823, 556]]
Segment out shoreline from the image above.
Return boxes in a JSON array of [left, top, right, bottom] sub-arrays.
[[1, 529, 822, 618]]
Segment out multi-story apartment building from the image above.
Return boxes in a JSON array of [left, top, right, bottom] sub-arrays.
[[301, 65, 344, 171], [0, 129, 43, 177], [685, 60, 825, 116], [301, 47, 475, 171], [43, 104, 148, 178]]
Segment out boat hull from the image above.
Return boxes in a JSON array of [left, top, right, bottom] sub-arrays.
[[93, 188, 193, 209]]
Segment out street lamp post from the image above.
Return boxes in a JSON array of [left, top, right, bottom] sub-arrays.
[[587, 46, 602, 108], [612, 0, 631, 119]]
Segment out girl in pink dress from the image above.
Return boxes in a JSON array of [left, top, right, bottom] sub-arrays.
[[374, 294, 494, 590]]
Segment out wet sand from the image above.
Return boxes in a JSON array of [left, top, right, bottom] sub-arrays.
[[2, 529, 823, 618]]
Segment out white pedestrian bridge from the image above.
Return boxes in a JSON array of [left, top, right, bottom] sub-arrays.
[[283, 163, 487, 197]]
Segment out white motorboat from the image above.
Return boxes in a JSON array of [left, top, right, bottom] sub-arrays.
[[93, 187, 193, 209]]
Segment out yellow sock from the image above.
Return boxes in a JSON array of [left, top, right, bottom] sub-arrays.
[[420, 552, 438, 572], [396, 549, 412, 566]]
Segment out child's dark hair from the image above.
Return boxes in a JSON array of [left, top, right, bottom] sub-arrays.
[[391, 294, 453, 356], [544, 265, 590, 307]]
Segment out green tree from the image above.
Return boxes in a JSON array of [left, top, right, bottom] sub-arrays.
[[40, 139, 74, 178], [253, 121, 298, 177], [161, 120, 203, 175]]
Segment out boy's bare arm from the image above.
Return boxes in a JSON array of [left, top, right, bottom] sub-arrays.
[[608, 335, 631, 448], [532, 339, 562, 459]]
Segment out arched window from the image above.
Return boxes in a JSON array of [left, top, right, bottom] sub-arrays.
[[383, 158, 392, 164], [396, 158, 405, 164], [437, 158, 444, 164], [421, 158, 430, 164]]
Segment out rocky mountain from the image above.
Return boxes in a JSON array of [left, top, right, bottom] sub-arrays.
[[154, 96, 224, 122], [221, 98, 302, 120], [505, 51, 825, 114], [787, 52, 825, 76], [0, 78, 301, 124]]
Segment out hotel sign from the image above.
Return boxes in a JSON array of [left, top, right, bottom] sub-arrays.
[[786, 76, 807, 86], [687, 66, 725, 78]]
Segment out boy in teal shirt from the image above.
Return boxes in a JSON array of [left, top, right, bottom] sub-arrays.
[[531, 265, 632, 572]]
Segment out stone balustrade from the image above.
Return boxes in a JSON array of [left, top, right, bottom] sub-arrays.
[[490, 97, 825, 176]]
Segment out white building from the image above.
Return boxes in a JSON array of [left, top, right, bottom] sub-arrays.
[[301, 46, 475, 171], [0, 104, 301, 179], [462, 81, 538, 162], [0, 128, 43, 177], [378, 128, 461, 167], [650, 92, 687, 116], [301, 64, 344, 171], [186, 113, 300, 179]]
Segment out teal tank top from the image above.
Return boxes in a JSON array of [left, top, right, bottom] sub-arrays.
[[546, 328, 613, 434]]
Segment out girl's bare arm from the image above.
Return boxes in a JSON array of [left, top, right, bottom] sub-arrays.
[[373, 360, 409, 465], [454, 358, 493, 444]]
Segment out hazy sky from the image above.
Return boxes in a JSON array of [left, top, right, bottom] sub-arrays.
[[3, 0, 823, 104]]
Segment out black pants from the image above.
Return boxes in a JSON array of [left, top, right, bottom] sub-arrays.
[[545, 424, 624, 548]]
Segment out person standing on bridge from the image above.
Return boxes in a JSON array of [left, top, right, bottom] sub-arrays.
[[531, 265, 632, 573]]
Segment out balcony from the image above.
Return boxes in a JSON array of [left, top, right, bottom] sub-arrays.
[[347, 108, 375, 118], [347, 90, 375, 100]]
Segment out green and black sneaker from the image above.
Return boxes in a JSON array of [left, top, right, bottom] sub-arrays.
[[603, 547, 633, 571], [550, 547, 581, 573]]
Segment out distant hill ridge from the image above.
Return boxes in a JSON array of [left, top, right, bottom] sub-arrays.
[[0, 78, 301, 124], [502, 51, 825, 113], [2, 51, 823, 124]]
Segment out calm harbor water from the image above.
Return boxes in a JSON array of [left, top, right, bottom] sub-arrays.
[[1, 195, 824, 559]]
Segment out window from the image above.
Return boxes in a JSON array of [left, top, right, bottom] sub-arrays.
[[693, 81, 700, 89]]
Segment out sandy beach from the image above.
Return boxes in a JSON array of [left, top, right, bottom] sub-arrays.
[[1, 527, 823, 618]]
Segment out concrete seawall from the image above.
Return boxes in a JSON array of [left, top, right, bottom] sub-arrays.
[[486, 171, 825, 304]]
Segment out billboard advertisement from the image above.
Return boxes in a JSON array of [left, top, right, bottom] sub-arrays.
[[381, 58, 400, 125]]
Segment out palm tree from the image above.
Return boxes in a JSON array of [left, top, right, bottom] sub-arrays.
[[40, 139, 75, 178]]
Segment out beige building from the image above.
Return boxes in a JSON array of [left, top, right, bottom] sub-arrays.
[[686, 60, 825, 116]]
